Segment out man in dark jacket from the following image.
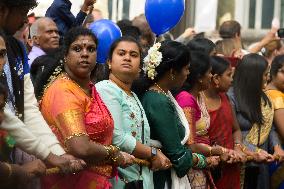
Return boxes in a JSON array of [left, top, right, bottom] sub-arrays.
[[46, 0, 96, 36]]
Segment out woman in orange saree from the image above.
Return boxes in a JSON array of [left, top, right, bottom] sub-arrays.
[[33, 27, 134, 189]]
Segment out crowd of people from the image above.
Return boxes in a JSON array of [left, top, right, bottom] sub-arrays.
[[1, 0, 284, 189]]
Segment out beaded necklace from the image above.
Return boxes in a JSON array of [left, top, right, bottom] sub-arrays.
[[154, 83, 169, 97]]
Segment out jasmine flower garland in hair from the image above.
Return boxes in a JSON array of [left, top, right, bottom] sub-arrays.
[[143, 42, 163, 80]]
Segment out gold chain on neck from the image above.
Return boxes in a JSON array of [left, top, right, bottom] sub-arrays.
[[154, 83, 169, 96]]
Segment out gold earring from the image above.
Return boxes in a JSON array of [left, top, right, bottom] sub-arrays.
[[171, 74, 175, 81], [108, 64, 111, 70]]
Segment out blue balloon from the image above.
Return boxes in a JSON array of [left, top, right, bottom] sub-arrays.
[[145, 0, 185, 36], [89, 19, 122, 64]]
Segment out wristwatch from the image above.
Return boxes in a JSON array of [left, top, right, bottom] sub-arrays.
[[151, 147, 158, 158]]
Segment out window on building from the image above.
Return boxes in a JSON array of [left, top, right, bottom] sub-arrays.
[[281, 0, 284, 27], [108, 0, 131, 21], [261, 0, 274, 28], [248, 0, 256, 28]]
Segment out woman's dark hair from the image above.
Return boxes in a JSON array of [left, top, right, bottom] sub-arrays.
[[1, 0, 38, 10], [0, 82, 7, 101], [210, 56, 230, 75], [233, 53, 271, 125], [132, 40, 190, 96], [186, 38, 215, 55], [270, 55, 284, 80], [0, 30, 6, 41], [33, 27, 98, 100], [62, 27, 98, 56], [181, 51, 211, 91]]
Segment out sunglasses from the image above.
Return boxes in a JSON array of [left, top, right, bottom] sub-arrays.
[[0, 49, 7, 58]]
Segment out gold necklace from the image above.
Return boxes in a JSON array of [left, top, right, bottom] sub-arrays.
[[154, 83, 169, 96], [63, 73, 91, 96]]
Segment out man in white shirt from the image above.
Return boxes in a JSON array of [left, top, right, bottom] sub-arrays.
[[0, 0, 83, 174]]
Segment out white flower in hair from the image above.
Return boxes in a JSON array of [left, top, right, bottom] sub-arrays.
[[143, 42, 163, 80]]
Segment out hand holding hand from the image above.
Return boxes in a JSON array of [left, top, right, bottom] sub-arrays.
[[116, 151, 135, 168], [233, 148, 247, 163], [206, 156, 220, 168], [273, 146, 284, 162], [151, 150, 172, 171], [254, 149, 274, 163], [46, 153, 83, 174], [21, 159, 46, 178]]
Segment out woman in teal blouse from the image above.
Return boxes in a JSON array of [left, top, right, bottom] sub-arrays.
[[96, 36, 171, 189], [135, 41, 207, 189]]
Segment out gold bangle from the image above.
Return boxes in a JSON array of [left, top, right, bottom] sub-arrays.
[[104, 146, 112, 160], [192, 153, 199, 167], [221, 147, 227, 154], [234, 143, 242, 148], [255, 148, 262, 153], [3, 163, 12, 179], [235, 143, 246, 152], [208, 146, 212, 156], [111, 155, 119, 164], [104, 145, 120, 164]]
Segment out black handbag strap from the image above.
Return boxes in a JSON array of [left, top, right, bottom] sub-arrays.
[[133, 95, 145, 177]]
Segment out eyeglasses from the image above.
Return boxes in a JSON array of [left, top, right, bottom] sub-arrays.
[[0, 49, 7, 58]]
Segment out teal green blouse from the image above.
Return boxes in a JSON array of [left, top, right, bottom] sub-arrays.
[[141, 91, 193, 189], [96, 80, 154, 189]]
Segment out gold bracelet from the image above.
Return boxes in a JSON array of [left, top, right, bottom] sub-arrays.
[[192, 153, 199, 167], [221, 147, 228, 154], [104, 145, 120, 164], [255, 148, 262, 153], [3, 163, 12, 179], [104, 146, 112, 160], [208, 146, 212, 156], [235, 143, 245, 152], [111, 155, 119, 164], [234, 143, 242, 148]]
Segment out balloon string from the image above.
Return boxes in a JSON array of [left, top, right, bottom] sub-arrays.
[[154, 35, 159, 44]]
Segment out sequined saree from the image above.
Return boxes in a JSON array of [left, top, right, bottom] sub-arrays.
[[40, 74, 114, 189], [176, 91, 215, 189]]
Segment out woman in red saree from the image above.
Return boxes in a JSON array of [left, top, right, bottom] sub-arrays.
[[204, 56, 250, 189], [34, 27, 134, 189]]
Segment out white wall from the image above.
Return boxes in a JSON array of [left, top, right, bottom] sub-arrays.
[[30, 0, 108, 18], [194, 0, 218, 32], [129, 0, 145, 20]]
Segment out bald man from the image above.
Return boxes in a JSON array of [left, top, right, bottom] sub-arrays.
[[28, 17, 59, 67]]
